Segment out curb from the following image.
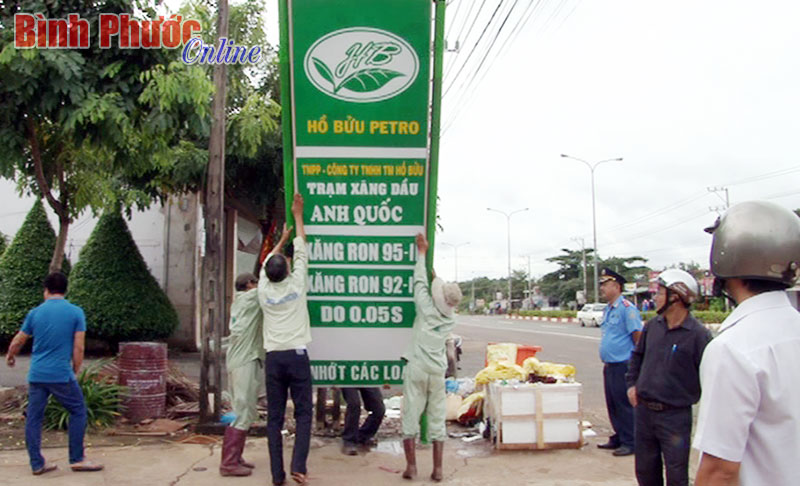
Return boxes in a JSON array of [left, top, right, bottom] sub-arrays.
[[504, 315, 578, 324], [504, 314, 723, 332]]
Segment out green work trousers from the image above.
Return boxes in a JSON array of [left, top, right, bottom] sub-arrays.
[[401, 361, 446, 441], [229, 359, 261, 431]]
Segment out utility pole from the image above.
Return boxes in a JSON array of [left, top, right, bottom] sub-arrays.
[[519, 253, 533, 308], [561, 154, 623, 303], [707, 186, 731, 311], [441, 241, 469, 282], [487, 207, 529, 313], [199, 0, 229, 424], [571, 237, 587, 302]]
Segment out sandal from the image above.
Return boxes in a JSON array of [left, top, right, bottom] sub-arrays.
[[71, 459, 104, 472], [32, 463, 58, 475], [291, 471, 308, 485]]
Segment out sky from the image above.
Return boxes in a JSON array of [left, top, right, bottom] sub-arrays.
[[431, 0, 800, 282], [2, 0, 799, 285]]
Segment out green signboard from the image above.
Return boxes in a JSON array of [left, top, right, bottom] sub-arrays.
[[280, 0, 444, 385]]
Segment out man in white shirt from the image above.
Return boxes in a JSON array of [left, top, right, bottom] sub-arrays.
[[694, 201, 800, 485], [258, 194, 312, 486]]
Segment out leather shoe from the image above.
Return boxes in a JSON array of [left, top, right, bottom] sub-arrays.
[[612, 445, 634, 457], [342, 442, 358, 456], [597, 440, 620, 450]]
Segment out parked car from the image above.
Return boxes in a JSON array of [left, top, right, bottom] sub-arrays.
[[577, 303, 607, 327]]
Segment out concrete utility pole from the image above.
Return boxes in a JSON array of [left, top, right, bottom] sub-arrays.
[[571, 237, 588, 301], [441, 241, 469, 282], [561, 154, 623, 303], [199, 0, 229, 423], [707, 186, 731, 311], [487, 207, 528, 312]]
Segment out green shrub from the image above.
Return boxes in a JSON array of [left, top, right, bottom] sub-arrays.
[[518, 310, 578, 319], [0, 231, 7, 257], [69, 211, 178, 345], [0, 200, 70, 343], [28, 360, 126, 430], [641, 310, 729, 324]]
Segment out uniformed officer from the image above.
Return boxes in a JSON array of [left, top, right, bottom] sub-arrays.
[[596, 267, 642, 457]]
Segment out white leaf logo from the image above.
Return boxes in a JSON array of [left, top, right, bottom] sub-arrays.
[[304, 27, 419, 103]]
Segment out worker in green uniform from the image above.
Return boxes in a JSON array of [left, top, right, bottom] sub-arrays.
[[220, 272, 265, 477], [401, 233, 463, 482]]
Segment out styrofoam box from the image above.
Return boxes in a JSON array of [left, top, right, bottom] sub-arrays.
[[490, 382, 582, 446], [497, 383, 581, 415], [501, 417, 581, 444]]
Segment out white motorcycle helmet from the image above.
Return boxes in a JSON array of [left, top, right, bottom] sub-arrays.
[[653, 269, 699, 307]]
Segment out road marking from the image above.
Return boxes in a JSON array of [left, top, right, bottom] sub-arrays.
[[456, 321, 600, 342], [540, 324, 563, 330]]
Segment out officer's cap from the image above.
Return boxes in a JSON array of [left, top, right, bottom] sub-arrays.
[[599, 267, 626, 285]]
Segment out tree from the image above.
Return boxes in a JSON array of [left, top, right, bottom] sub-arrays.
[[68, 211, 178, 345], [539, 248, 594, 306], [0, 200, 70, 343], [538, 248, 650, 306], [0, 0, 212, 272], [178, 0, 283, 221], [600, 255, 650, 284], [0, 231, 7, 257]]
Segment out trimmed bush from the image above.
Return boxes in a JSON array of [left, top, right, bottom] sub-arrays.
[[69, 211, 178, 345], [0, 200, 70, 343]]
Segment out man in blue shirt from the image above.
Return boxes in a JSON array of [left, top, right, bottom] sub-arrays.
[[596, 267, 642, 457], [5, 272, 103, 475]]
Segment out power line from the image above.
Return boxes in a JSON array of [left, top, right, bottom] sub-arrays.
[[453, 0, 523, 103], [445, 0, 465, 40], [442, 0, 567, 135], [601, 210, 712, 248], [443, 0, 505, 98], [443, 0, 489, 81], [721, 164, 800, 187]]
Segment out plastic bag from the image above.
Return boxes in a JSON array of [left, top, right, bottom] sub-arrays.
[[522, 357, 576, 382], [475, 360, 527, 384], [486, 343, 517, 365]]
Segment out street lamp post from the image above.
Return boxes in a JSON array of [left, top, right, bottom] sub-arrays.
[[487, 207, 529, 313], [441, 242, 469, 282], [561, 154, 623, 303]]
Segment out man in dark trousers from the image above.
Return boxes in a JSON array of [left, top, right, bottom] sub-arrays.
[[5, 272, 103, 475], [341, 387, 385, 455], [626, 269, 712, 486], [597, 267, 642, 457], [258, 194, 312, 486]]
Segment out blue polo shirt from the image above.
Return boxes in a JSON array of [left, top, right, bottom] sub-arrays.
[[599, 295, 642, 363], [20, 298, 87, 383]]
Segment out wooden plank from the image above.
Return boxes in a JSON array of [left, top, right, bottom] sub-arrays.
[[535, 386, 544, 449]]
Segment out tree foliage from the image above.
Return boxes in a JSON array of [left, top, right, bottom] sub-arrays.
[[69, 211, 178, 344], [538, 248, 650, 306], [0, 0, 213, 272], [0, 200, 70, 342]]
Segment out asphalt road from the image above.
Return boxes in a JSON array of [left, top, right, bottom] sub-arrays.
[[453, 314, 613, 435]]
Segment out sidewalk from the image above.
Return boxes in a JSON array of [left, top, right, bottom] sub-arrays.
[[1, 433, 639, 485]]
